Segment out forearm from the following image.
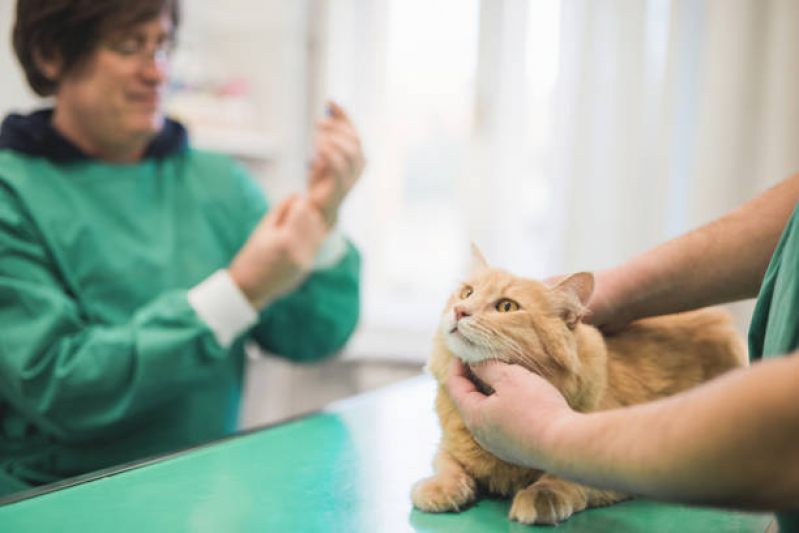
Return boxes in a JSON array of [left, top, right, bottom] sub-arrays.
[[601, 175, 799, 322], [542, 351, 799, 510]]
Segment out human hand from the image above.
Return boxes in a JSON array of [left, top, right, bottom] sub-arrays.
[[445, 358, 575, 470], [308, 101, 365, 227], [229, 195, 328, 309]]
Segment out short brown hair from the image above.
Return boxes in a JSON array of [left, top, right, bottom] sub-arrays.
[[13, 0, 181, 96]]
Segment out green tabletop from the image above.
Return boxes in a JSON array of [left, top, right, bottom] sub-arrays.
[[0, 375, 773, 532]]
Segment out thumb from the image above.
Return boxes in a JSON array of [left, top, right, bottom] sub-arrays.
[[446, 359, 490, 416], [268, 194, 299, 227], [326, 100, 345, 119]]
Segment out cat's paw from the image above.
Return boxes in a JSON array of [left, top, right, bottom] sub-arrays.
[[509, 478, 587, 525], [411, 474, 476, 513]]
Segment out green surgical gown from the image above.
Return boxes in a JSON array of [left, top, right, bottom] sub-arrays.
[[749, 200, 799, 532], [0, 148, 360, 495]]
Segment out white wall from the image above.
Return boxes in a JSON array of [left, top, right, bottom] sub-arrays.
[[0, 0, 40, 114]]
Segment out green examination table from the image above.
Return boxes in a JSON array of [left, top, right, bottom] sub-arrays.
[[0, 376, 774, 532]]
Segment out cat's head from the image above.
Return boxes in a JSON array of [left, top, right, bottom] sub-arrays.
[[438, 244, 604, 408]]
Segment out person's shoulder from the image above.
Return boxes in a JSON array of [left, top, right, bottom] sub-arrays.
[[0, 147, 39, 168], [177, 148, 243, 173], [172, 148, 254, 185], [0, 150, 49, 218], [171, 148, 265, 205], [0, 148, 56, 190]]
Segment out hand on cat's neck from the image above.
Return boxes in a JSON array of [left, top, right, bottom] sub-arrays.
[[466, 361, 496, 396]]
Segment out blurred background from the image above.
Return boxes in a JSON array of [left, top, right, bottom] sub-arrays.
[[1, 0, 798, 427]]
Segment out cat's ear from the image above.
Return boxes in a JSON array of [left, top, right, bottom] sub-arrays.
[[551, 272, 594, 329], [469, 242, 489, 274]]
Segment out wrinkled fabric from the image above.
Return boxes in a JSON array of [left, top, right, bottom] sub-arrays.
[[0, 135, 360, 494], [749, 200, 799, 532]]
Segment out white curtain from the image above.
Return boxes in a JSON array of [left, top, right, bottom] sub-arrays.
[[551, 0, 799, 333], [317, 0, 799, 357], [553, 0, 799, 273]]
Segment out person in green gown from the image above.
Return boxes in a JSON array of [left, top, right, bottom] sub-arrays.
[[448, 176, 799, 529], [0, 0, 364, 495]]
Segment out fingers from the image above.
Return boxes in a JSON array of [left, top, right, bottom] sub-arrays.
[[306, 101, 365, 225], [265, 195, 327, 249], [313, 102, 363, 171], [325, 100, 353, 127], [314, 137, 350, 177], [326, 100, 344, 118], [283, 197, 326, 235], [318, 129, 361, 165], [449, 356, 473, 381], [317, 101, 359, 144], [266, 194, 300, 227], [312, 118, 363, 174], [317, 114, 359, 139], [313, 135, 361, 186], [445, 359, 490, 417]]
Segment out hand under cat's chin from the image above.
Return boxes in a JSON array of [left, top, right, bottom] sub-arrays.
[[464, 362, 495, 396]]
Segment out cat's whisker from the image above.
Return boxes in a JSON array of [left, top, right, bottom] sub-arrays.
[[466, 320, 549, 377], [461, 317, 554, 380], [460, 321, 508, 364], [493, 326, 553, 379]]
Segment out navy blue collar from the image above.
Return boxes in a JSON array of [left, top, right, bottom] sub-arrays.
[[0, 108, 188, 162]]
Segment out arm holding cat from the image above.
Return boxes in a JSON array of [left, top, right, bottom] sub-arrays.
[[448, 355, 799, 510], [589, 175, 799, 332]]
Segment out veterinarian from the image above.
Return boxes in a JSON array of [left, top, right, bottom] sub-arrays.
[[447, 176, 799, 530], [0, 0, 363, 496]]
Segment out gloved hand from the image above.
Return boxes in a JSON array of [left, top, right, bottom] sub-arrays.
[[229, 194, 328, 309]]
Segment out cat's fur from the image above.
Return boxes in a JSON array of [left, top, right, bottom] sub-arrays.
[[411, 245, 747, 525]]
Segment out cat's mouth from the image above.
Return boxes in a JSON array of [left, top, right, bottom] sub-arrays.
[[449, 327, 476, 346]]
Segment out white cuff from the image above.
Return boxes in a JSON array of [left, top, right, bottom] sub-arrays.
[[188, 269, 258, 348], [313, 227, 348, 270]]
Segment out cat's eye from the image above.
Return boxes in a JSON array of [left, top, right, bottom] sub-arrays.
[[460, 286, 474, 299], [496, 299, 520, 313]]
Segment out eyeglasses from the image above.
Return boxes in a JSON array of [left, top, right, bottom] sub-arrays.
[[104, 36, 176, 64]]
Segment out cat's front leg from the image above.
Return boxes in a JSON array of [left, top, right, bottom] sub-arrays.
[[411, 448, 477, 513], [509, 473, 627, 525]]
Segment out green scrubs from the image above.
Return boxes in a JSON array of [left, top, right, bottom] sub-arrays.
[[0, 149, 360, 495], [749, 200, 799, 532]]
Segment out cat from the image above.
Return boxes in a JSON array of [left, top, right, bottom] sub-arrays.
[[411, 244, 747, 525]]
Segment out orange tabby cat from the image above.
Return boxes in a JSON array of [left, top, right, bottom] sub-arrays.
[[411, 245, 747, 525]]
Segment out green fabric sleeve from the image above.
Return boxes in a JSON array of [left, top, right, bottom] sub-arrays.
[[748, 200, 799, 361], [221, 159, 362, 363], [252, 242, 361, 362], [0, 184, 228, 443]]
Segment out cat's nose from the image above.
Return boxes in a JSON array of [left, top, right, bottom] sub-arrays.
[[454, 306, 471, 321]]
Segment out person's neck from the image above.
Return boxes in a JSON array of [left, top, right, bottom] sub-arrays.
[[51, 107, 149, 164]]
